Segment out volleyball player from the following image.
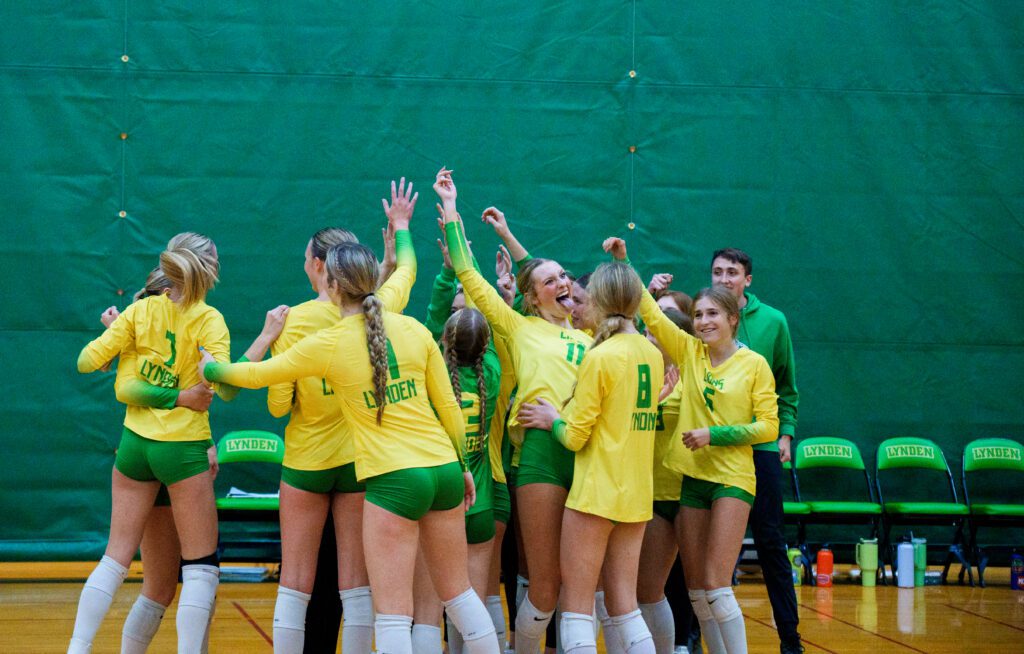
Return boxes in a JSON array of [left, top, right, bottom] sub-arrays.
[[73, 233, 238, 654], [200, 237, 499, 654], [517, 261, 665, 654], [435, 169, 593, 654], [608, 238, 779, 654], [267, 180, 418, 654]]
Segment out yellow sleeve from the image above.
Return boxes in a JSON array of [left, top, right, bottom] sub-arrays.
[[638, 289, 699, 366], [266, 332, 296, 418], [558, 353, 606, 452], [77, 305, 135, 373], [204, 329, 333, 389], [423, 332, 467, 461], [445, 221, 524, 340], [377, 229, 416, 313]]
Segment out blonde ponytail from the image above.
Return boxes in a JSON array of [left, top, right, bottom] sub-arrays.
[[160, 232, 219, 308]]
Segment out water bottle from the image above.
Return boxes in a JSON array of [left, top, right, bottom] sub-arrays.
[[897, 541, 915, 588], [788, 548, 803, 586], [816, 546, 834, 587], [1011, 551, 1023, 590], [912, 538, 927, 586]]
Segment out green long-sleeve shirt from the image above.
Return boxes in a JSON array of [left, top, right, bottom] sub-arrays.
[[738, 292, 799, 448]]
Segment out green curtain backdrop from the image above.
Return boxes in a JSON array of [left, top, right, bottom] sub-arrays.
[[1, 1, 1021, 560]]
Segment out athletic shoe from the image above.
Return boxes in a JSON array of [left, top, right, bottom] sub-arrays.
[[673, 647, 690, 654], [780, 639, 805, 654]]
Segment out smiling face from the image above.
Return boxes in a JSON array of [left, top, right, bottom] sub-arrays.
[[711, 256, 751, 305], [693, 296, 738, 347], [527, 260, 574, 321]]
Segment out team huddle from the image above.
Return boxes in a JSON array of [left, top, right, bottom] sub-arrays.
[[71, 168, 801, 654]]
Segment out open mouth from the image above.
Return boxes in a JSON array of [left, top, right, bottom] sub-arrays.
[[556, 293, 575, 310]]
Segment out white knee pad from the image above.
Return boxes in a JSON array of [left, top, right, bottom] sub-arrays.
[[179, 565, 219, 613], [705, 587, 741, 624], [339, 586, 375, 627], [515, 594, 555, 640], [687, 589, 713, 622], [638, 598, 674, 654], [486, 595, 506, 643], [273, 586, 311, 632], [375, 614, 413, 654], [559, 612, 597, 653], [443, 588, 498, 652], [610, 610, 653, 653]]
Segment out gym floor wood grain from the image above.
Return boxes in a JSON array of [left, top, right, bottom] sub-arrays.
[[1, 563, 1020, 653]]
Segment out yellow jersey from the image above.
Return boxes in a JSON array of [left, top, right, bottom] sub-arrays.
[[639, 290, 778, 496], [487, 331, 515, 483], [653, 379, 683, 502], [445, 222, 592, 447], [78, 294, 230, 442], [203, 311, 464, 480], [554, 333, 664, 523]]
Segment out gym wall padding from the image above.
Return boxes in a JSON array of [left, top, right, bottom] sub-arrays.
[[1, 2, 1021, 559]]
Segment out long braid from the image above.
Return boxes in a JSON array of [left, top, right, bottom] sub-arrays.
[[474, 350, 487, 435], [362, 294, 389, 424], [445, 318, 462, 408]]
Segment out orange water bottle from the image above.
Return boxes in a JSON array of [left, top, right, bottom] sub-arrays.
[[816, 546, 834, 587]]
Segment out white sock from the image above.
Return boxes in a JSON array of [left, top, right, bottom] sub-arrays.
[[272, 586, 310, 654], [447, 613, 465, 654], [687, 590, 725, 654], [176, 564, 219, 654], [411, 624, 443, 654], [375, 614, 413, 654], [486, 595, 507, 647], [444, 588, 499, 653], [639, 599, 674, 654], [610, 610, 655, 654], [70, 555, 129, 653], [513, 594, 554, 654], [339, 586, 374, 654], [201, 599, 215, 654], [121, 594, 167, 654], [706, 588, 746, 654], [594, 593, 621, 654], [559, 611, 596, 653]]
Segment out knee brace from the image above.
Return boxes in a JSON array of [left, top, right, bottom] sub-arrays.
[[560, 612, 597, 653], [610, 609, 653, 652], [179, 563, 219, 613], [180, 551, 220, 568], [706, 587, 741, 623], [515, 594, 554, 640], [687, 589, 714, 622], [443, 588, 497, 646]]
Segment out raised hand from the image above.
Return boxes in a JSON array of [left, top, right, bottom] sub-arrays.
[[436, 214, 454, 270], [495, 244, 512, 279], [659, 365, 680, 402], [602, 237, 627, 261], [382, 177, 419, 230], [648, 273, 673, 295], [433, 166, 457, 207], [381, 222, 397, 275], [481, 206, 510, 238], [100, 306, 120, 328]]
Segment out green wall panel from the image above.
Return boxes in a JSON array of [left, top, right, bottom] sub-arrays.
[[1, 1, 1021, 559]]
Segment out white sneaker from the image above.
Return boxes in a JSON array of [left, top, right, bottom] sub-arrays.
[[674, 647, 690, 654]]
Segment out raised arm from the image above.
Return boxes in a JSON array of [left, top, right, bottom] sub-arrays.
[[78, 304, 137, 373], [377, 177, 419, 312], [434, 168, 524, 338], [481, 206, 529, 264]]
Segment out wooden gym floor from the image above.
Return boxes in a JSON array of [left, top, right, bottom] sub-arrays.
[[0, 563, 1020, 653]]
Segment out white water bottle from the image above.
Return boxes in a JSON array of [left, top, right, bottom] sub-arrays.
[[897, 542, 915, 588]]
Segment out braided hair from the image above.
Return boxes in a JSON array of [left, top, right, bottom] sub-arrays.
[[442, 308, 491, 432]]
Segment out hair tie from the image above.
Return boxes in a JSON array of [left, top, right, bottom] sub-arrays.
[[610, 313, 629, 320]]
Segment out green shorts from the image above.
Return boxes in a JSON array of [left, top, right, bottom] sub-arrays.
[[516, 428, 574, 490], [653, 500, 679, 523], [678, 476, 754, 510], [282, 462, 365, 494], [492, 480, 511, 524], [115, 427, 211, 486], [466, 508, 496, 544], [365, 462, 464, 521]]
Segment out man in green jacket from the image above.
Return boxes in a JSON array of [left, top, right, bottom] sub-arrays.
[[711, 248, 802, 654]]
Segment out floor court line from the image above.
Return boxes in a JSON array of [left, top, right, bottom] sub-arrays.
[[743, 612, 839, 654], [942, 603, 1024, 633], [232, 600, 273, 647], [798, 603, 930, 654]]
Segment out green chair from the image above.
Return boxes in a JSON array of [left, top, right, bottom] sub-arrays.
[[215, 430, 284, 560], [875, 437, 971, 584], [962, 438, 1024, 586], [794, 437, 883, 583]]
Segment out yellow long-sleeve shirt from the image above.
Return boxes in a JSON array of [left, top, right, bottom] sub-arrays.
[[445, 222, 592, 448], [554, 333, 664, 522], [639, 290, 779, 496], [653, 379, 683, 502], [78, 294, 230, 442], [266, 247, 415, 471], [204, 311, 464, 480], [487, 331, 515, 483]]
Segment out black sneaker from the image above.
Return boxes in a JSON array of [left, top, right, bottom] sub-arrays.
[[780, 639, 805, 654]]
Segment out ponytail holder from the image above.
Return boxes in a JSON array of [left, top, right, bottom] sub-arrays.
[[610, 313, 629, 320], [362, 292, 376, 300]]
